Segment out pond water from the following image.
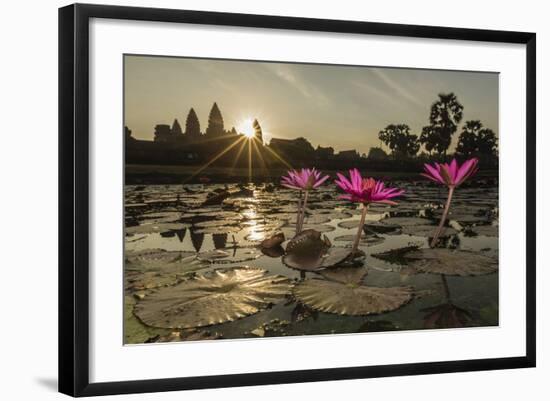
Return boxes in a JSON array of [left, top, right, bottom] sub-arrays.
[[124, 181, 499, 344]]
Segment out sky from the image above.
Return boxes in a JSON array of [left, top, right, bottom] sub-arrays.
[[124, 55, 498, 155]]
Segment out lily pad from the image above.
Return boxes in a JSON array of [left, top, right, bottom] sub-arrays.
[[138, 212, 182, 224], [310, 210, 353, 220], [372, 245, 421, 266], [337, 220, 362, 229], [401, 224, 457, 237], [194, 225, 242, 235], [202, 211, 243, 220], [405, 248, 498, 276], [469, 224, 499, 237], [145, 329, 221, 343], [320, 266, 368, 284], [382, 217, 433, 226], [429, 208, 489, 224], [243, 222, 286, 242], [333, 235, 385, 246], [285, 229, 331, 256], [125, 270, 181, 291], [293, 276, 413, 316], [126, 222, 190, 235], [272, 213, 330, 225], [124, 296, 169, 344], [125, 255, 208, 292], [197, 247, 260, 264], [422, 303, 473, 329], [283, 247, 352, 271], [194, 219, 241, 228], [134, 267, 292, 329], [282, 225, 335, 239], [125, 249, 196, 271], [261, 245, 285, 258], [363, 222, 402, 235], [260, 232, 285, 249]]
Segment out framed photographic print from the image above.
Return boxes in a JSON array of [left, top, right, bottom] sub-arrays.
[[58, 3, 536, 397]]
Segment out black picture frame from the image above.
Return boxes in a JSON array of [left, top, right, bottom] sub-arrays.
[[58, 3, 536, 397]]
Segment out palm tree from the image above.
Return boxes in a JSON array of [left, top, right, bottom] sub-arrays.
[[378, 124, 420, 159], [456, 120, 498, 160], [421, 93, 464, 157]]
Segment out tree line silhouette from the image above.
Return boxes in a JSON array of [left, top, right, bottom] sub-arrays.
[[126, 94, 498, 175], [376, 93, 498, 164]]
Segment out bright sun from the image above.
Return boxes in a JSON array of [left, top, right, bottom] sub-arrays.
[[238, 118, 255, 139]]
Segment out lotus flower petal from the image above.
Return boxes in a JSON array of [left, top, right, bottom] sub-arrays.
[[334, 169, 404, 205]]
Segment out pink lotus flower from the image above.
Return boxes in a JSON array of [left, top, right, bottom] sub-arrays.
[[335, 169, 405, 205], [281, 168, 329, 234], [421, 158, 478, 188], [281, 168, 329, 191], [420, 158, 478, 248], [335, 169, 404, 255]]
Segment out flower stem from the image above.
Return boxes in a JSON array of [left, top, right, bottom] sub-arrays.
[[430, 186, 455, 248], [440, 275, 451, 302], [298, 190, 309, 233], [295, 191, 303, 235], [352, 204, 369, 255]]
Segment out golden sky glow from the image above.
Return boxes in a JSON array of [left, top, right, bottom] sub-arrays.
[[238, 118, 256, 138], [124, 55, 499, 154]]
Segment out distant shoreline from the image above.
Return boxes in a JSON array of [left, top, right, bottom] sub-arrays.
[[125, 164, 499, 185]]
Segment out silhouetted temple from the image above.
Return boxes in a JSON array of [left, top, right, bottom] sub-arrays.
[[126, 102, 266, 167], [125, 101, 409, 173], [205, 102, 225, 138], [253, 119, 263, 143], [185, 108, 201, 140], [336, 150, 360, 160]]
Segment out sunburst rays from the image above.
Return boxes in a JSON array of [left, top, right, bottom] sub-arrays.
[[183, 135, 246, 183], [185, 132, 292, 184]]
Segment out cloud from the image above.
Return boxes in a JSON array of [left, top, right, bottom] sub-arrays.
[[266, 64, 330, 107], [371, 68, 425, 108]]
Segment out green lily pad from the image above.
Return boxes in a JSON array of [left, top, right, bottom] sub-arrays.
[[124, 249, 208, 291], [125, 249, 196, 272], [382, 217, 433, 226], [469, 224, 499, 237], [124, 296, 169, 344], [285, 229, 331, 256], [138, 212, 182, 224], [282, 225, 335, 238], [372, 245, 421, 266], [422, 303, 474, 329], [333, 235, 385, 246], [134, 267, 292, 329], [145, 329, 222, 343], [282, 247, 352, 272], [126, 222, 190, 235], [363, 222, 402, 235], [194, 219, 240, 228], [311, 210, 354, 220], [260, 232, 285, 249], [401, 225, 457, 237], [337, 220, 362, 229], [197, 247, 260, 264], [405, 248, 498, 276], [293, 276, 413, 316], [194, 225, 242, 235], [272, 213, 331, 225], [320, 266, 368, 284]]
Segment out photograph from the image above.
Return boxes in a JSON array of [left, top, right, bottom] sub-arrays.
[[123, 54, 499, 344]]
